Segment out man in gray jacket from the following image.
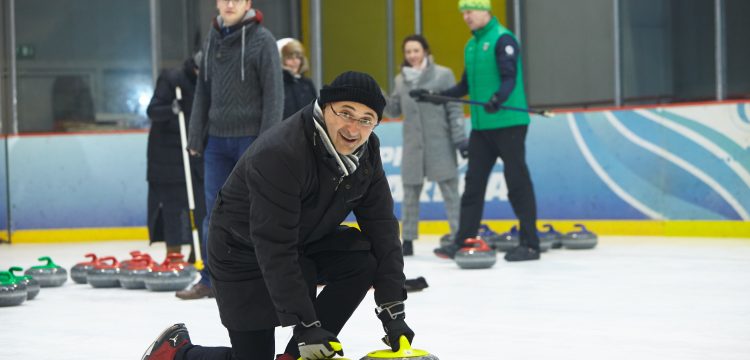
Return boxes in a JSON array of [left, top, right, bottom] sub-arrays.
[[181, 0, 283, 300]]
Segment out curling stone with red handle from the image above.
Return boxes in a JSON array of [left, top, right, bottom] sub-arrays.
[[144, 253, 196, 292], [120, 255, 157, 289], [70, 253, 98, 284], [454, 238, 497, 269], [87, 256, 121, 288]]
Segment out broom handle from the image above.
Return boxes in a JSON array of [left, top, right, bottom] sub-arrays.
[[421, 93, 555, 117], [176, 87, 204, 271]]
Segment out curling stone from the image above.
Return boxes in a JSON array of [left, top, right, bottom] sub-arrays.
[[163, 252, 197, 277], [360, 335, 439, 360], [87, 256, 121, 288], [477, 223, 501, 245], [491, 225, 520, 252], [0, 271, 27, 307], [536, 225, 560, 253], [119, 250, 145, 271], [540, 224, 564, 249], [25, 256, 68, 287], [70, 253, 98, 284], [562, 224, 598, 250], [454, 238, 497, 270], [144, 253, 196, 292], [9, 267, 40, 300], [119, 255, 156, 290]]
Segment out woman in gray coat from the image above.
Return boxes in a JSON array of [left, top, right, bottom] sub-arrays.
[[384, 34, 468, 255]]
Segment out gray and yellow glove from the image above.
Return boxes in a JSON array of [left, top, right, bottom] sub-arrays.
[[294, 320, 344, 360]]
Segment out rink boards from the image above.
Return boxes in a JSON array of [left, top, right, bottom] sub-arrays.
[[3, 101, 750, 242]]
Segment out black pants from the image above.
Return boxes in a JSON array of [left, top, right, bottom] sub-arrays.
[[175, 250, 377, 360], [455, 125, 540, 249]]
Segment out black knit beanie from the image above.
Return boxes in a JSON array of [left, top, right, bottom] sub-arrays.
[[319, 71, 386, 120]]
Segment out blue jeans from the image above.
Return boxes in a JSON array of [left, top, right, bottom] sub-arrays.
[[198, 135, 256, 287]]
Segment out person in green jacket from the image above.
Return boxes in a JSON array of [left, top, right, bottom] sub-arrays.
[[411, 0, 540, 261]]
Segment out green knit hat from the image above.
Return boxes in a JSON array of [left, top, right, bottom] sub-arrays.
[[458, 0, 492, 11]]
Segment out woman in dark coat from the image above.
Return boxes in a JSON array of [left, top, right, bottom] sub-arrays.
[[145, 53, 206, 260], [142, 72, 415, 360], [278, 38, 318, 119]]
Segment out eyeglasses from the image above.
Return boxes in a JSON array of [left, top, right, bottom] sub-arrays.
[[219, 0, 246, 5], [329, 105, 377, 129]]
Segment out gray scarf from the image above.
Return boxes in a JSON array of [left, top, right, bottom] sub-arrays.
[[312, 101, 365, 177], [402, 57, 428, 83]]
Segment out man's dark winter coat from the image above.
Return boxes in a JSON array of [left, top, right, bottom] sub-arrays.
[[208, 103, 405, 331]]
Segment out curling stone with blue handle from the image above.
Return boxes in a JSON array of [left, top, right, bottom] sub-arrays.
[[9, 267, 40, 300], [562, 224, 598, 250], [540, 224, 564, 249], [0, 271, 27, 307], [454, 238, 497, 270], [87, 256, 121, 288], [360, 335, 439, 360], [25, 256, 67, 287], [476, 223, 501, 246], [492, 225, 520, 252], [70, 253, 98, 284]]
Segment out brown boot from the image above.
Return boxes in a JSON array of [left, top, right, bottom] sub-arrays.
[[175, 283, 214, 300]]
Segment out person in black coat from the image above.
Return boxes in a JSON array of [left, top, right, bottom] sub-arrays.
[[142, 72, 414, 360], [145, 52, 206, 261], [278, 38, 318, 119]]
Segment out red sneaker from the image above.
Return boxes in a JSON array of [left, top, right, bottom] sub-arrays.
[[141, 323, 191, 360], [275, 354, 296, 360]]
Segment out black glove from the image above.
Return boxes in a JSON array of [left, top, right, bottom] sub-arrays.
[[376, 302, 415, 352], [408, 89, 429, 101], [456, 139, 469, 159], [294, 321, 344, 360], [409, 89, 445, 105], [171, 98, 185, 115], [483, 93, 502, 114]]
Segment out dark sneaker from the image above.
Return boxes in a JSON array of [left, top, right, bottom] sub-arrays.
[[141, 323, 191, 360], [175, 283, 214, 300], [433, 243, 461, 259], [402, 240, 414, 256], [504, 246, 540, 262], [404, 276, 429, 292], [275, 354, 295, 360]]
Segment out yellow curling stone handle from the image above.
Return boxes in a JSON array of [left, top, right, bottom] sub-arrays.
[[364, 336, 430, 358]]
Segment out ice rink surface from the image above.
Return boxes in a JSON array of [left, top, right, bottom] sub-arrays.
[[2, 236, 750, 360]]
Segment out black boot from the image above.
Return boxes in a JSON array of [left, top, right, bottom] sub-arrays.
[[404, 277, 429, 292], [504, 246, 540, 262], [402, 240, 414, 256], [433, 243, 461, 259]]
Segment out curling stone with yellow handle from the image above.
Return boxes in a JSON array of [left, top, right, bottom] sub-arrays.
[[360, 336, 439, 360]]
